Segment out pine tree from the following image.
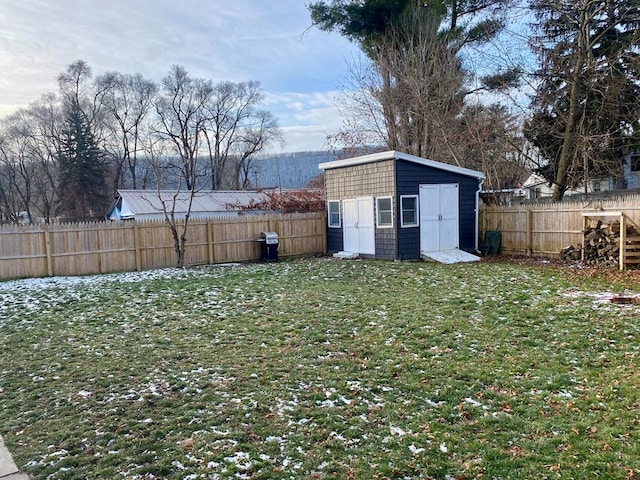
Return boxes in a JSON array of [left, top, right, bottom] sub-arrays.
[[309, 0, 520, 161], [525, 0, 640, 201], [57, 100, 108, 221]]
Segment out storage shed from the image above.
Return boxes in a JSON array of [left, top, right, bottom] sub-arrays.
[[319, 150, 485, 262]]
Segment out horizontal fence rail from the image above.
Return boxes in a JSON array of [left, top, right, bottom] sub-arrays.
[[0, 213, 327, 281], [479, 195, 640, 258]]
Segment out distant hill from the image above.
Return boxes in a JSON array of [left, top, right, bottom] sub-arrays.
[[246, 151, 338, 189]]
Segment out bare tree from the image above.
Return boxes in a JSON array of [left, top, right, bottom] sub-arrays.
[[329, 5, 467, 160], [155, 65, 213, 191], [57, 60, 112, 135], [0, 97, 64, 224], [329, 56, 394, 153], [145, 135, 193, 268], [311, 0, 523, 165], [234, 109, 282, 189], [0, 125, 29, 224], [454, 104, 529, 195], [96, 72, 158, 192], [146, 67, 282, 267], [376, 6, 466, 159], [150, 66, 215, 268], [0, 113, 40, 223], [201, 81, 281, 190], [23, 95, 64, 223]]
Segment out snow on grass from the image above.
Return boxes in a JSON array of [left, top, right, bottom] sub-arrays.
[[1, 258, 640, 479]]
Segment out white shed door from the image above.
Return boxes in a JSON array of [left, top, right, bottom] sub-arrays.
[[420, 184, 459, 253], [342, 197, 375, 255]]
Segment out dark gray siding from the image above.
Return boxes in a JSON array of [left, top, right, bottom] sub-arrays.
[[396, 160, 480, 259], [326, 227, 343, 253]]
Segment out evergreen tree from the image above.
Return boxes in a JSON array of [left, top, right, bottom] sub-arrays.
[[309, 0, 520, 161], [308, 0, 511, 56], [525, 0, 640, 200], [57, 100, 108, 221]]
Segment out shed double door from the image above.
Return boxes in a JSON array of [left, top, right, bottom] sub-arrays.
[[343, 197, 375, 254], [420, 184, 459, 253]]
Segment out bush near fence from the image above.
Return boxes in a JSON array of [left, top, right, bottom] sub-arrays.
[[479, 194, 640, 258], [0, 212, 326, 281]]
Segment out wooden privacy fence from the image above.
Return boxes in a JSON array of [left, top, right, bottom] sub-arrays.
[[0, 212, 326, 281], [479, 194, 640, 259]]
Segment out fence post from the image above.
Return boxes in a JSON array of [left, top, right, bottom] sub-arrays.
[[526, 209, 533, 257], [268, 216, 279, 254], [207, 220, 215, 265], [620, 213, 626, 271], [96, 227, 103, 273], [321, 211, 327, 254], [43, 225, 53, 277], [133, 222, 142, 271]]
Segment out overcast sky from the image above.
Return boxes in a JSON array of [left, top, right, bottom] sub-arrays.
[[0, 0, 363, 153]]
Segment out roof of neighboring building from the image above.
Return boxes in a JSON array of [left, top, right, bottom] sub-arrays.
[[111, 190, 270, 219], [318, 150, 485, 180]]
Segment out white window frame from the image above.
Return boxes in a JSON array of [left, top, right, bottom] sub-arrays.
[[400, 195, 419, 228], [327, 200, 341, 228], [376, 196, 393, 228]]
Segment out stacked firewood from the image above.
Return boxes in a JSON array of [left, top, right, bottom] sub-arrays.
[[559, 244, 581, 261], [583, 220, 619, 266], [580, 219, 640, 266]]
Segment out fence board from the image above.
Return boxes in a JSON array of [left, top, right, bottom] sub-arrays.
[[480, 194, 640, 258], [0, 212, 326, 281]]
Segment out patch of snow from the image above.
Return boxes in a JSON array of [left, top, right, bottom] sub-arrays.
[[409, 444, 425, 454], [463, 397, 489, 410], [223, 451, 252, 471], [555, 389, 573, 398], [389, 426, 407, 436]]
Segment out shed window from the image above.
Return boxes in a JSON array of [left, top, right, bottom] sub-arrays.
[[400, 195, 419, 227], [328, 200, 341, 228], [376, 197, 393, 228]]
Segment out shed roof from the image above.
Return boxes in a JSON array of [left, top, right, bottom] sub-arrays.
[[114, 190, 269, 219], [318, 150, 484, 180]]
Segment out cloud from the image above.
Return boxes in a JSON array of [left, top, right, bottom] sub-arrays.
[[264, 90, 345, 152], [0, 1, 360, 152], [274, 125, 332, 154]]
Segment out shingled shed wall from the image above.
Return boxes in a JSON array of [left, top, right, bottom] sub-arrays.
[[324, 159, 397, 258], [324, 160, 395, 199]]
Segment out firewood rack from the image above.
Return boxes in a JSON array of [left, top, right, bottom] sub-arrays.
[[581, 211, 640, 271]]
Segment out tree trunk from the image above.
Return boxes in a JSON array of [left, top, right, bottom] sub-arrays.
[[552, 2, 590, 202], [169, 222, 188, 269]]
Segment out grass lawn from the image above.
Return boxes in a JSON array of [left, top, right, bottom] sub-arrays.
[[1, 258, 639, 479]]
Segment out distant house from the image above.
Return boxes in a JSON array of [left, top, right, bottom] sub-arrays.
[[522, 151, 640, 201], [522, 172, 618, 200], [106, 190, 270, 221], [479, 188, 528, 206], [622, 152, 640, 190], [319, 150, 484, 262]]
